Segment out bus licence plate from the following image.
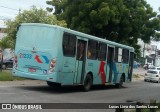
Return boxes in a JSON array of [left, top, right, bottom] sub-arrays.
[[29, 68, 36, 72]]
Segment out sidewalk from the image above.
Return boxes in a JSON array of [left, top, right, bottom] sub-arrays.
[[132, 68, 146, 82], [133, 67, 146, 76], [132, 76, 144, 82]]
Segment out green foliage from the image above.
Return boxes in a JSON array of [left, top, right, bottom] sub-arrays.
[[4, 6, 67, 49], [0, 37, 14, 50], [0, 71, 25, 81], [46, 0, 160, 55], [153, 32, 160, 41]]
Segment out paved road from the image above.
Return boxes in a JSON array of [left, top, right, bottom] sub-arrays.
[[0, 68, 154, 112], [0, 79, 160, 112]]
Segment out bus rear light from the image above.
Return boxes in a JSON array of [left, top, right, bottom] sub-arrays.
[[50, 64, 55, 68], [49, 59, 56, 73], [14, 55, 18, 68]]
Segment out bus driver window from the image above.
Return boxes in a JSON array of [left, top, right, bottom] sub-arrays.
[[87, 49, 91, 58], [77, 42, 84, 60]]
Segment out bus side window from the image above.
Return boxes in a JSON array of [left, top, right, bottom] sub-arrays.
[[107, 48, 111, 63], [87, 48, 92, 58], [98, 43, 107, 61], [87, 40, 98, 60], [62, 33, 76, 57], [114, 47, 118, 62], [122, 49, 129, 63], [118, 48, 122, 62], [77, 41, 85, 60]]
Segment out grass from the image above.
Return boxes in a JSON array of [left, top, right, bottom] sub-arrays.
[[0, 70, 25, 81]]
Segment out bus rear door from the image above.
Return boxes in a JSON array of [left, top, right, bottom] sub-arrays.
[[107, 46, 115, 83], [74, 39, 87, 84]]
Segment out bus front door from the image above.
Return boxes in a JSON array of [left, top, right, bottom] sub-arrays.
[[107, 46, 114, 83], [74, 40, 86, 84]]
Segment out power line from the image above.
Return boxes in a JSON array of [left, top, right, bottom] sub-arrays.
[[0, 16, 11, 20], [0, 5, 19, 11], [0, 5, 21, 18]]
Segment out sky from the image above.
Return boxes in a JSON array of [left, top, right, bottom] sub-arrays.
[[0, 0, 50, 20], [146, 0, 160, 12], [0, 0, 159, 20], [0, 0, 160, 46]]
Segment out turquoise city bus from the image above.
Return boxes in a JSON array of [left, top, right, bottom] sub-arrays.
[[12, 23, 134, 91]]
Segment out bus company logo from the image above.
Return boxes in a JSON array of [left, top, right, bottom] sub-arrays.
[[34, 55, 49, 64], [2, 104, 12, 109]]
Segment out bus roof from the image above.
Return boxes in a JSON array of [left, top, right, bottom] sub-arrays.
[[20, 23, 134, 52]]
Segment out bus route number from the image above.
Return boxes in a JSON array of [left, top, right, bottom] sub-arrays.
[[19, 53, 32, 59]]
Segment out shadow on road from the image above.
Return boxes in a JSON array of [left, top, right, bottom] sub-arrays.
[[16, 85, 128, 94]]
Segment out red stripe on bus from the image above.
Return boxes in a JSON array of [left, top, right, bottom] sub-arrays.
[[35, 55, 43, 63], [98, 61, 106, 84]]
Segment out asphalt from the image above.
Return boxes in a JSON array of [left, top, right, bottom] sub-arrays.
[[0, 68, 157, 112]]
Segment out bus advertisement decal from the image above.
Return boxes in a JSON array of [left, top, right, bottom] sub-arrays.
[[98, 61, 106, 84], [113, 62, 118, 83]]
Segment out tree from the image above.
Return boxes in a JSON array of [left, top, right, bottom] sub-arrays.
[[46, 0, 160, 56], [3, 6, 67, 49], [0, 37, 13, 50]]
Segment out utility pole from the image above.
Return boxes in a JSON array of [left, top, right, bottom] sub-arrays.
[[0, 50, 3, 71], [154, 46, 157, 66], [19, 9, 21, 14], [143, 43, 145, 65]]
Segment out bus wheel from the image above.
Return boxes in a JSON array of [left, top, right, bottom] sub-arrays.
[[83, 74, 93, 92], [115, 75, 124, 88], [46, 81, 61, 88]]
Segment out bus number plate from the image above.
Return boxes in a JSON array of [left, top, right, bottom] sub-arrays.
[[29, 68, 36, 72]]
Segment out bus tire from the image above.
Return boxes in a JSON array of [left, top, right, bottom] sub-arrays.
[[115, 75, 124, 88], [83, 74, 93, 92], [46, 81, 61, 88]]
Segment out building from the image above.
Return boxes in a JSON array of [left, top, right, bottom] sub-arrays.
[[138, 38, 160, 66], [0, 20, 7, 40], [0, 20, 14, 61]]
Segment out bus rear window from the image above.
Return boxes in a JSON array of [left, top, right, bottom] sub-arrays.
[[16, 25, 55, 49]]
